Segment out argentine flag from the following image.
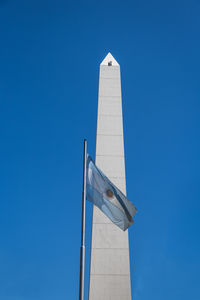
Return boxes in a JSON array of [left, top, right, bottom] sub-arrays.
[[86, 155, 137, 231]]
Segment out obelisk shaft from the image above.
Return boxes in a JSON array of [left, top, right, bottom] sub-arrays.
[[89, 53, 132, 300]]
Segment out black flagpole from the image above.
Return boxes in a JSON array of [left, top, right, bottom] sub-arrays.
[[79, 139, 87, 300]]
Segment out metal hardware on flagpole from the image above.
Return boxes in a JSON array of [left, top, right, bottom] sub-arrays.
[[79, 139, 87, 300]]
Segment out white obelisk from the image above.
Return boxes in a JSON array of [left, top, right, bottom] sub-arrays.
[[89, 53, 132, 300]]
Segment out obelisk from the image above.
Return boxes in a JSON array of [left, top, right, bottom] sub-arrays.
[[88, 53, 132, 300]]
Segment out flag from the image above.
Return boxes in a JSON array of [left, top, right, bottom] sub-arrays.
[[86, 155, 137, 231]]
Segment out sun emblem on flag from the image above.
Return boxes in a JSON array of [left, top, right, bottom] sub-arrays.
[[106, 189, 114, 198]]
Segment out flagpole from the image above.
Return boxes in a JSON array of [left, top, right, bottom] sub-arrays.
[[79, 139, 87, 300]]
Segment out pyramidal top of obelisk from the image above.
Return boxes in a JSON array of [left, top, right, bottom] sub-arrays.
[[100, 52, 119, 66], [88, 52, 132, 300]]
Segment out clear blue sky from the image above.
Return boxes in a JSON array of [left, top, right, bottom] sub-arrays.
[[0, 0, 199, 299]]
